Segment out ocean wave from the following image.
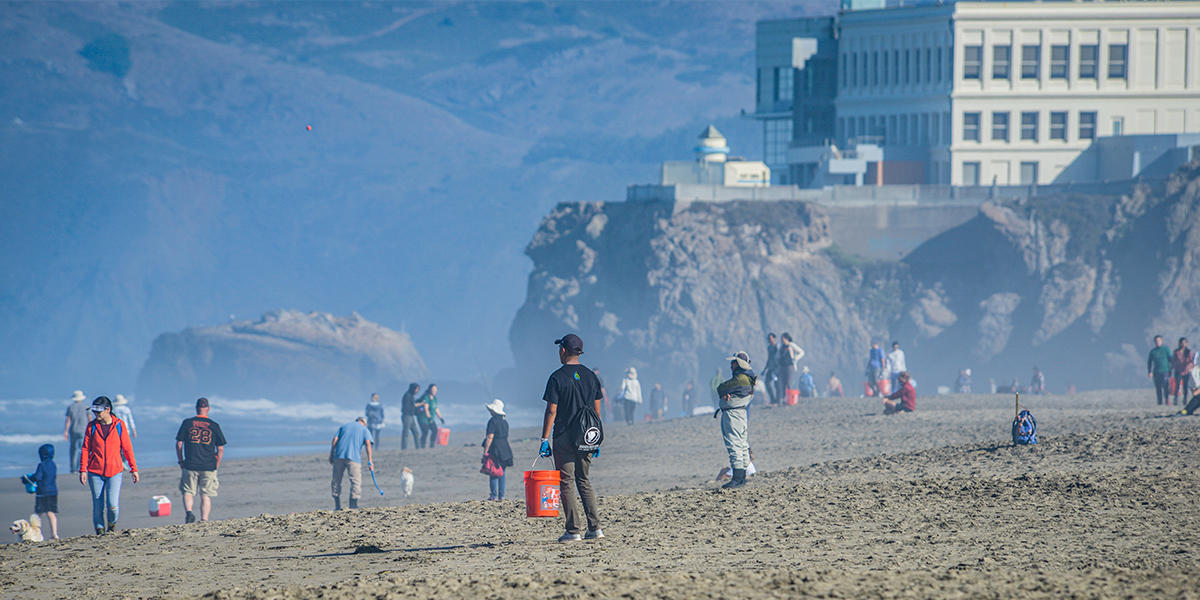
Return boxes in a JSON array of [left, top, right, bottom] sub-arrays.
[[0, 434, 61, 445], [212, 398, 359, 424]]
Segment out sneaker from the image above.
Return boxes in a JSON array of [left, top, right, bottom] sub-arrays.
[[95, 527, 105, 536], [557, 533, 582, 543], [107, 522, 117, 533], [584, 529, 604, 540], [185, 511, 197, 524]]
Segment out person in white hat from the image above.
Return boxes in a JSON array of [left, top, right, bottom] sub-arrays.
[[481, 399, 513, 500], [716, 351, 756, 489], [112, 395, 137, 439], [62, 390, 91, 473]]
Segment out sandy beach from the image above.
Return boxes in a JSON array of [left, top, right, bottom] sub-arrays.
[[2, 390, 1198, 599]]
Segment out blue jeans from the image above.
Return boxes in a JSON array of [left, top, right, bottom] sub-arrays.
[[488, 469, 506, 500], [88, 471, 122, 530]]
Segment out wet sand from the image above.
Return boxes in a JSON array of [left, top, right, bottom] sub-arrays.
[[2, 390, 1198, 599]]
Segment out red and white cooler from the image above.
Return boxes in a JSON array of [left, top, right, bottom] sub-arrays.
[[148, 495, 172, 517]]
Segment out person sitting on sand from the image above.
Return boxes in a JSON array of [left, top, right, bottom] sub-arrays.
[[1181, 360, 1200, 416], [883, 372, 916, 414], [716, 351, 756, 489], [826, 371, 844, 398]]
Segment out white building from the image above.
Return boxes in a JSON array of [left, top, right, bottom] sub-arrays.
[[756, 0, 1200, 187], [660, 126, 770, 187]]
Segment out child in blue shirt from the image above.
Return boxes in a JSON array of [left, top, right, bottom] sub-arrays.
[[28, 444, 59, 539]]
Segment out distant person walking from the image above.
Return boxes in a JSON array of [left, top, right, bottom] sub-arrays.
[[79, 396, 138, 535], [716, 351, 755, 489], [764, 333, 780, 405], [365, 393, 385, 448], [779, 333, 804, 402], [866, 342, 885, 396], [400, 383, 422, 449], [112, 395, 137, 438], [618, 367, 642, 425], [1173, 337, 1195, 405], [883, 372, 916, 414], [681, 382, 696, 417], [63, 390, 91, 473], [175, 397, 226, 523], [329, 417, 374, 510], [416, 384, 445, 447], [650, 383, 667, 421], [539, 334, 604, 542], [887, 341, 907, 392], [481, 399, 513, 501], [1030, 367, 1046, 395], [955, 369, 972, 394], [1148, 335, 1173, 405], [28, 443, 59, 539]]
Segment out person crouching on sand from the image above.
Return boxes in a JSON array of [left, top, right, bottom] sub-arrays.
[[883, 372, 916, 414], [715, 351, 755, 489]]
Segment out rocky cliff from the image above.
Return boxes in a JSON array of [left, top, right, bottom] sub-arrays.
[[510, 162, 1200, 396], [137, 310, 429, 404]]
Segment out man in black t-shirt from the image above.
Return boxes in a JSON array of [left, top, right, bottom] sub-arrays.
[[540, 333, 604, 543], [175, 397, 227, 523]]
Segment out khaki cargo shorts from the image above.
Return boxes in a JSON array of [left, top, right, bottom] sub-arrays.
[[180, 468, 219, 497]]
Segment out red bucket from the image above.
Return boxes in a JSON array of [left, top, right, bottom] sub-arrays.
[[436, 427, 450, 446], [523, 469, 560, 518]]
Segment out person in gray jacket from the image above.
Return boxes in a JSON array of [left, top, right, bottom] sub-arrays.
[[365, 393, 385, 447], [715, 351, 756, 489]]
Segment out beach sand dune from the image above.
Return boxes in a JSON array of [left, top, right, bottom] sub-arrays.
[[2, 391, 1198, 598]]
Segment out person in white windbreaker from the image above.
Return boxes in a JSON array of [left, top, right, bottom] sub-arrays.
[[618, 367, 642, 425]]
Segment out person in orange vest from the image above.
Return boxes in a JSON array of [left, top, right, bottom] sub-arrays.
[[78, 396, 138, 535]]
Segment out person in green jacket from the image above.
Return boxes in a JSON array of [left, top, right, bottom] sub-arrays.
[[715, 351, 756, 490], [1148, 335, 1173, 405], [416, 384, 444, 447]]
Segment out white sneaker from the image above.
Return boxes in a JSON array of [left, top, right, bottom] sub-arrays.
[[557, 533, 582, 543], [584, 529, 604, 540]]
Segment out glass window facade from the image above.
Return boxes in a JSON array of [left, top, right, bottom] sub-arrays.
[[764, 118, 792, 166]]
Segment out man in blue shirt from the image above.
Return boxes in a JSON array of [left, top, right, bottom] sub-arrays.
[[329, 417, 374, 510]]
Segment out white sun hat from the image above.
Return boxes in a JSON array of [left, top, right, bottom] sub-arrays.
[[485, 398, 505, 416]]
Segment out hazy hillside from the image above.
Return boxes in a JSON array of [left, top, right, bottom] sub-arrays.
[[0, 0, 832, 396]]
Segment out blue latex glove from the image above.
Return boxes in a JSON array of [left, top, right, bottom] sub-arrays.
[[592, 449, 600, 458], [539, 439, 552, 457]]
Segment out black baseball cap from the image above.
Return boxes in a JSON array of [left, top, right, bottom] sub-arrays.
[[554, 333, 584, 355], [90, 396, 112, 413], [196, 397, 210, 411]]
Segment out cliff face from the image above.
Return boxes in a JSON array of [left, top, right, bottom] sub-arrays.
[[137, 310, 430, 404], [509, 200, 895, 389], [511, 163, 1200, 396]]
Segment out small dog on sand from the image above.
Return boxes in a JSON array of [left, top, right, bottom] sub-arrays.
[[10, 514, 43, 542], [401, 467, 413, 497]]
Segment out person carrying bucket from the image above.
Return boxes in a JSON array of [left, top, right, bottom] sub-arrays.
[[539, 333, 605, 543], [715, 351, 755, 489]]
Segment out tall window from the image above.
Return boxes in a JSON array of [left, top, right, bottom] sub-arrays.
[[1079, 111, 1097, 140], [861, 52, 868, 86], [1050, 45, 1069, 79], [843, 55, 850, 88], [904, 49, 912, 84], [775, 66, 794, 102], [872, 51, 879, 86], [1021, 44, 1041, 79], [1050, 111, 1067, 140], [1111, 116, 1124, 136], [963, 161, 981, 186], [924, 48, 931, 83], [1108, 44, 1128, 79], [963, 112, 981, 141], [963, 45, 982, 79], [992, 112, 1010, 141], [1079, 45, 1098, 79], [894, 50, 900, 85], [937, 47, 944, 80], [1020, 161, 1039, 185], [764, 119, 792, 166], [1021, 112, 1039, 141], [992, 45, 1011, 79]]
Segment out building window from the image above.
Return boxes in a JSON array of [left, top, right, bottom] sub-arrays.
[[992, 112, 1010, 141], [1108, 44, 1127, 79], [1021, 44, 1040, 79], [1020, 161, 1039, 185], [764, 118, 792, 165], [937, 47, 944, 80], [963, 161, 981, 186], [924, 47, 932, 83], [963, 112, 981, 141], [872, 51, 879, 86], [1111, 116, 1124, 136], [1050, 45, 1069, 79], [993, 45, 1011, 79], [1050, 112, 1067, 140], [893, 49, 900, 85], [1021, 111, 1039, 141], [1079, 44, 1098, 79], [1079, 111, 1097, 140], [775, 66, 793, 102], [904, 49, 912, 84], [963, 45, 982, 79]]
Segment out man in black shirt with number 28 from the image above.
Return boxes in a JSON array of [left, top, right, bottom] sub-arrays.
[[175, 397, 227, 523], [540, 333, 604, 543]]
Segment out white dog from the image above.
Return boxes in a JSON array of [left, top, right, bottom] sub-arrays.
[[401, 467, 414, 497], [10, 514, 43, 542]]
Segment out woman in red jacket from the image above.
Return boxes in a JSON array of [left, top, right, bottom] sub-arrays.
[[79, 396, 138, 535]]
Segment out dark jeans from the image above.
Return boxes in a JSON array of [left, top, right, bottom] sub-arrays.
[[419, 420, 438, 447], [763, 369, 778, 404], [69, 434, 84, 473], [1174, 374, 1192, 404], [623, 400, 636, 425], [401, 414, 422, 449], [1154, 372, 1172, 405], [553, 436, 600, 535], [778, 365, 795, 396]]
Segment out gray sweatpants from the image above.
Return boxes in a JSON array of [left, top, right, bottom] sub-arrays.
[[720, 405, 750, 470], [553, 436, 600, 535], [331, 459, 362, 501]]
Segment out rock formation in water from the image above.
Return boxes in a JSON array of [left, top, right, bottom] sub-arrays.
[[137, 310, 429, 404], [510, 162, 1200, 395]]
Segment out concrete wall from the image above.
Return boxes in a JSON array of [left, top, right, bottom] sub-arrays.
[[823, 203, 981, 260]]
